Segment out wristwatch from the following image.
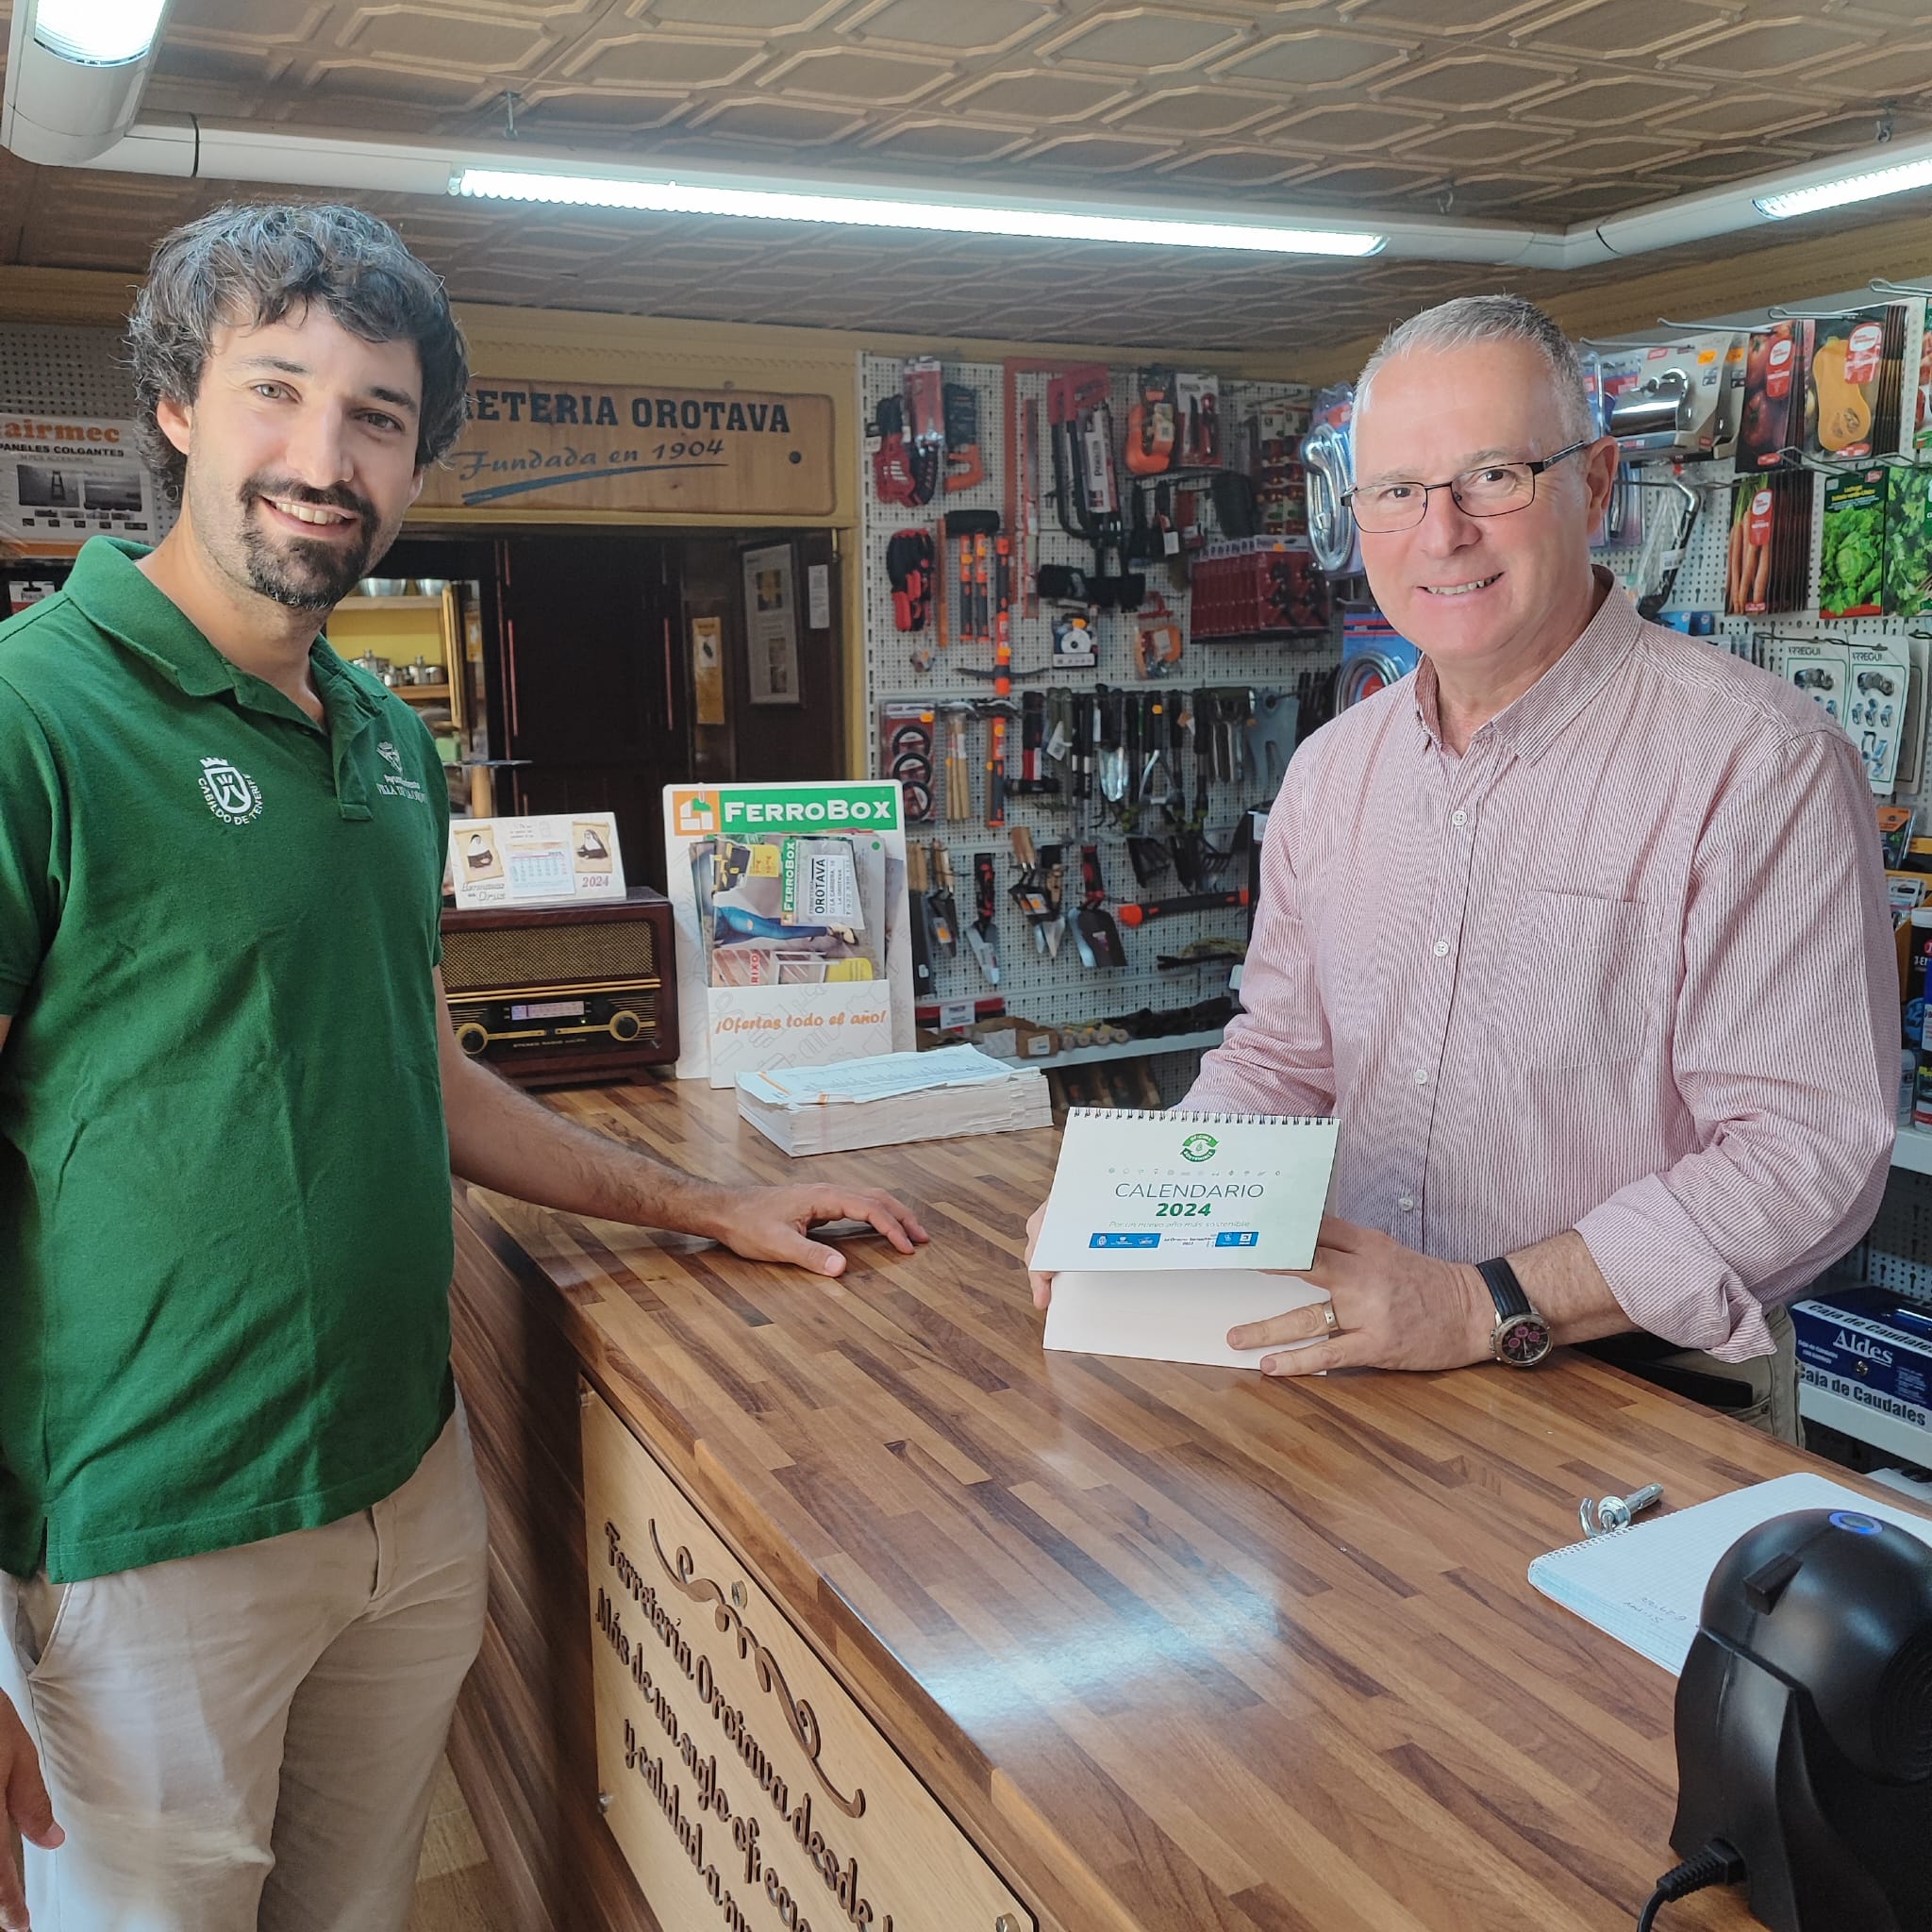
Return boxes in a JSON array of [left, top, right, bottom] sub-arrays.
[[1476, 1257, 1553, 1367]]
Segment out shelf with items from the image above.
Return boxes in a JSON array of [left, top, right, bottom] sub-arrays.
[[346, 593, 442, 611], [1033, 1025, 1224, 1071], [395, 684, 453, 703]]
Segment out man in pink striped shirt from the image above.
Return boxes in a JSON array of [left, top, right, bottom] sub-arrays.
[[1030, 295, 1896, 1440]]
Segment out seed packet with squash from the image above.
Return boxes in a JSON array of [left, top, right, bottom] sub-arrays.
[[1808, 306, 1902, 460], [1820, 467, 1889, 619]]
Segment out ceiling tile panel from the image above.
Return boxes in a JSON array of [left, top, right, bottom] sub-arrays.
[[1669, 16, 1883, 81], [1037, 9, 1250, 75], [1520, 75, 1709, 127], [757, 46, 956, 106], [1260, 103, 1444, 153], [1211, 30, 1414, 92], [554, 33, 769, 89], [1507, 0, 1742, 62], [843, 0, 1055, 58], [1373, 53, 1574, 112]]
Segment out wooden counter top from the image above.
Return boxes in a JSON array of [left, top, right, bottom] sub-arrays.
[[449, 1073, 1900, 1932]]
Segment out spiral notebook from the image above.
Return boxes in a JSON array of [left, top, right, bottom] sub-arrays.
[[1030, 1108, 1341, 1275], [1526, 1472, 1932, 1674]]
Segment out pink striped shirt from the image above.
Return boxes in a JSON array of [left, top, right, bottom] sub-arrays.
[[1187, 573, 1896, 1360]]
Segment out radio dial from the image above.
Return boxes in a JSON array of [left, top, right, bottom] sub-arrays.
[[455, 1021, 490, 1057], [609, 1008, 642, 1042]]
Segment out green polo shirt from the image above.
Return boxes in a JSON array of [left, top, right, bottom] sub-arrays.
[[0, 539, 456, 1582]]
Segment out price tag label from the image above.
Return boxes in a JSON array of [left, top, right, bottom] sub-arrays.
[[938, 998, 975, 1031]]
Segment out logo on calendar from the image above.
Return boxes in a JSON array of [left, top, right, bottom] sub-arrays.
[[1179, 1132, 1219, 1163], [197, 756, 261, 824]]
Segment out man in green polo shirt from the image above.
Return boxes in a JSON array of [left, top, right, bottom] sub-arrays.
[[0, 204, 926, 1932]]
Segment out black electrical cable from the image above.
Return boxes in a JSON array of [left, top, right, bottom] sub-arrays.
[[1635, 1840, 1745, 1932]]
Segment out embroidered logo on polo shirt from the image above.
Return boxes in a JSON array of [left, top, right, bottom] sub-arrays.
[[198, 757, 262, 824], [375, 739, 428, 805]]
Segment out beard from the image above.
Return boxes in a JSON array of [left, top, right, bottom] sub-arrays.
[[233, 474, 386, 610]]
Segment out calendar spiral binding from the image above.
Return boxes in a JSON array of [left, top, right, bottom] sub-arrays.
[[1064, 1107, 1338, 1126]]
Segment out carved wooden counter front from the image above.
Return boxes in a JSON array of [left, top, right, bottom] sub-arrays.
[[446, 1074, 1879, 1932]]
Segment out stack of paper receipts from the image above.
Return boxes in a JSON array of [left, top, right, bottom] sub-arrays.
[[736, 1045, 1051, 1156]]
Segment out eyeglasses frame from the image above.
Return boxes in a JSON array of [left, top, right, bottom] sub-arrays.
[[1342, 435, 1598, 533]]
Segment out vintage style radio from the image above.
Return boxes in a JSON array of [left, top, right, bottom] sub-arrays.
[[439, 889, 677, 1087]]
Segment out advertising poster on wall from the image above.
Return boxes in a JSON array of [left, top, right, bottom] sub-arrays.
[[741, 541, 802, 707], [0, 412, 154, 555]]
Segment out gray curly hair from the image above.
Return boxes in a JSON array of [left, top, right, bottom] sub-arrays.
[[126, 203, 470, 502]]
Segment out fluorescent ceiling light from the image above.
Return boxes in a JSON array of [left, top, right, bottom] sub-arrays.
[[33, 0, 168, 65], [450, 166, 1386, 257], [1756, 156, 1932, 221]]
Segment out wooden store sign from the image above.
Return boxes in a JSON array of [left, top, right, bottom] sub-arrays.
[[418, 379, 835, 517], [580, 1390, 1031, 1932]]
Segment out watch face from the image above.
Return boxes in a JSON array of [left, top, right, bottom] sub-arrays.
[[1496, 1313, 1553, 1366]]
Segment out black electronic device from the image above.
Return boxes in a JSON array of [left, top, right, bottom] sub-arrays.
[[1665, 1507, 1932, 1932]]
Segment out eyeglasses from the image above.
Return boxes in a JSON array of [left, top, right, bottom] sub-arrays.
[[1343, 437, 1593, 535]]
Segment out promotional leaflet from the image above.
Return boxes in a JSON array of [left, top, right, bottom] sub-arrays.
[[1030, 1107, 1340, 1274], [664, 780, 914, 1087], [448, 811, 625, 908]]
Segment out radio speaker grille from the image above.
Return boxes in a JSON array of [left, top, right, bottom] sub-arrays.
[[441, 922, 658, 993]]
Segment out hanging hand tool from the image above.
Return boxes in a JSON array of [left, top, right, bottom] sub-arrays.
[[1020, 396, 1041, 618], [1008, 827, 1054, 954], [1125, 366, 1176, 476], [1137, 592, 1183, 677], [903, 356, 945, 506], [1140, 691, 1174, 808], [1244, 689, 1300, 802], [886, 528, 935, 634], [941, 704, 974, 823], [1048, 363, 1131, 596], [965, 850, 1001, 985], [942, 509, 999, 644], [1115, 889, 1249, 927], [1074, 844, 1128, 967], [1036, 843, 1067, 960], [928, 841, 959, 959], [905, 841, 936, 997], [872, 393, 918, 507], [943, 382, 984, 493]]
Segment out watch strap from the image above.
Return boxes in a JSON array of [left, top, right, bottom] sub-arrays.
[[1476, 1257, 1531, 1323]]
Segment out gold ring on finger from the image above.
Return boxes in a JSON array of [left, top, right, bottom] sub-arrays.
[[1321, 1301, 1341, 1338]]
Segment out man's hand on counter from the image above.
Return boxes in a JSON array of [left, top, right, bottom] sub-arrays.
[[1024, 1206, 1491, 1366], [1231, 1217, 1493, 1374], [699, 1185, 929, 1277]]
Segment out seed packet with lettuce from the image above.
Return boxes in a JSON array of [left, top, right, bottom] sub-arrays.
[[1886, 466, 1932, 618], [1820, 467, 1888, 619]]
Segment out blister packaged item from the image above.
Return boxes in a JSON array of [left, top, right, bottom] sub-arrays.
[[1777, 639, 1851, 727], [1849, 639, 1912, 792]]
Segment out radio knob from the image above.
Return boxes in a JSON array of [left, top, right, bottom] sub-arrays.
[[609, 1008, 642, 1042], [455, 1022, 490, 1056]]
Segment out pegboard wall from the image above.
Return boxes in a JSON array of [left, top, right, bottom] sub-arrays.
[[859, 351, 1337, 1057], [0, 321, 176, 544]]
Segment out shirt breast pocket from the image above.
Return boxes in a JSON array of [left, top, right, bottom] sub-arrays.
[[1491, 889, 1663, 1072]]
